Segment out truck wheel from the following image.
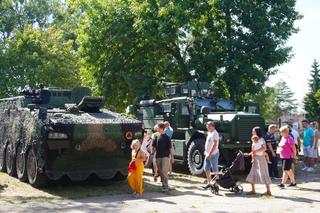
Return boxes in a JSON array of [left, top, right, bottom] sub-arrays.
[[16, 144, 27, 182], [187, 139, 205, 175], [5, 143, 16, 176], [26, 148, 48, 187], [0, 143, 6, 172]]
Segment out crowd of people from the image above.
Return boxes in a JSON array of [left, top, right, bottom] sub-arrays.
[[127, 119, 319, 197]]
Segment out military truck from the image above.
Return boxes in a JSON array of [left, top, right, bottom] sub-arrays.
[[139, 81, 265, 175], [0, 86, 142, 187]]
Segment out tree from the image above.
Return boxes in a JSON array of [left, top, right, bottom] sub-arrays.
[[215, 0, 301, 103], [0, 0, 80, 97], [304, 59, 320, 122], [76, 0, 301, 111], [249, 80, 297, 122]]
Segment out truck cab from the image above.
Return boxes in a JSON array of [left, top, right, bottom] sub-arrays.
[[140, 81, 265, 175]]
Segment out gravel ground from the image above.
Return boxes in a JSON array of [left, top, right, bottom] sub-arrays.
[[0, 161, 319, 213]]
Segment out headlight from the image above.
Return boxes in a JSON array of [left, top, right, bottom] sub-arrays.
[[48, 132, 68, 139]]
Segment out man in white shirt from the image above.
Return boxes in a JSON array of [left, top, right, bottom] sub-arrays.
[[202, 121, 220, 189]]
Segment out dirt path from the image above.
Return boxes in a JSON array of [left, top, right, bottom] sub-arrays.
[[0, 163, 319, 212]]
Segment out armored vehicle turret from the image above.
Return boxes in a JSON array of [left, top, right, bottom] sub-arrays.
[[139, 81, 265, 175], [0, 86, 142, 187]]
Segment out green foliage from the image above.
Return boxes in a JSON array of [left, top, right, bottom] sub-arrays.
[[76, 0, 300, 111], [214, 0, 301, 103], [0, 0, 80, 97], [249, 80, 297, 122], [304, 60, 320, 122]]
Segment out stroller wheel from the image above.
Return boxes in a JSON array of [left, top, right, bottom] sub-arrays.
[[234, 185, 243, 194], [211, 185, 219, 195]]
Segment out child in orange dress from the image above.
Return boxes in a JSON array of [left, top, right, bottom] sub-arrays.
[[127, 139, 146, 197]]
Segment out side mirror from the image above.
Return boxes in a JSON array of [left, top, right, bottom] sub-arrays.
[[200, 106, 211, 115]]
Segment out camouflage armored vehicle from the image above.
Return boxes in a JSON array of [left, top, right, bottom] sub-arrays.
[[0, 86, 142, 187], [139, 81, 265, 175]]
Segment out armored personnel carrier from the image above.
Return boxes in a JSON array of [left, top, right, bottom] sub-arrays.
[[0, 86, 142, 187], [139, 81, 265, 175]]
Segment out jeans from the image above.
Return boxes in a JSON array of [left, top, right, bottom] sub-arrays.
[[268, 152, 279, 178], [156, 157, 170, 189], [204, 152, 220, 172]]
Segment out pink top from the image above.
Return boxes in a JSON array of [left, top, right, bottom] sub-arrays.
[[278, 136, 295, 159]]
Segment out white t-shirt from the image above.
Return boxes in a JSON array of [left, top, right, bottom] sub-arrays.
[[291, 128, 300, 145], [205, 130, 219, 156], [252, 139, 265, 156], [141, 136, 151, 157]]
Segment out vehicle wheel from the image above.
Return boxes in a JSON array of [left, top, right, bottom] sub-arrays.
[[26, 148, 48, 187], [112, 172, 127, 181], [0, 143, 6, 172], [187, 138, 205, 175], [16, 144, 27, 182], [5, 143, 16, 176]]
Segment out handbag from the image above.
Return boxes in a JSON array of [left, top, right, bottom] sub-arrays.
[[128, 148, 140, 173]]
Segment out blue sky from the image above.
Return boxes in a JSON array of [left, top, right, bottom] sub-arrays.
[[267, 0, 320, 110]]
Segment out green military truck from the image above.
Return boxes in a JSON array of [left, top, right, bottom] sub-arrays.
[[139, 81, 265, 175], [0, 86, 142, 187]]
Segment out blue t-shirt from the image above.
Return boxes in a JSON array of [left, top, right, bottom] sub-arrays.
[[303, 127, 314, 147], [165, 129, 173, 138]]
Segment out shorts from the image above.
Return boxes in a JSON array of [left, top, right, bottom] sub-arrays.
[[312, 147, 319, 158], [282, 158, 293, 171], [303, 146, 313, 158], [204, 152, 219, 172]]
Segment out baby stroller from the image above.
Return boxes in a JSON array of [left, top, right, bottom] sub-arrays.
[[209, 151, 245, 195]]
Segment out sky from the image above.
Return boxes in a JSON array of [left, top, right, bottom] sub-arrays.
[[267, 0, 320, 111]]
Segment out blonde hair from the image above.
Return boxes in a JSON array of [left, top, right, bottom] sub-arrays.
[[280, 126, 289, 133], [130, 139, 141, 150]]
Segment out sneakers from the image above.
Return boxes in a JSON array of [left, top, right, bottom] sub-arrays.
[[307, 167, 315, 172], [301, 166, 308, 171], [161, 188, 169, 192], [288, 183, 297, 187], [278, 183, 285, 188], [201, 183, 211, 190]]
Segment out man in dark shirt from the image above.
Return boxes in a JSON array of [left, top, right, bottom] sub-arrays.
[[264, 124, 279, 178], [152, 122, 174, 192]]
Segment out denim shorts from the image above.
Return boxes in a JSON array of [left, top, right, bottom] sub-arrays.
[[204, 152, 220, 172], [303, 146, 313, 158]]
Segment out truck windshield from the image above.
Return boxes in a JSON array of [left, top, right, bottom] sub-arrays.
[[195, 99, 215, 109], [195, 98, 235, 111]]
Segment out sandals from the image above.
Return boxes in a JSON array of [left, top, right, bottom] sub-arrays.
[[246, 191, 256, 195], [262, 191, 272, 196]]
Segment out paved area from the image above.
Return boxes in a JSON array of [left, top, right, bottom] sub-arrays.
[[0, 163, 319, 212]]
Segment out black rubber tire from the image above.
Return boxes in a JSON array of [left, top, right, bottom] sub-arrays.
[[5, 143, 16, 176], [235, 185, 243, 194], [0, 143, 6, 172], [187, 138, 205, 176], [16, 144, 28, 182], [26, 148, 48, 187]]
